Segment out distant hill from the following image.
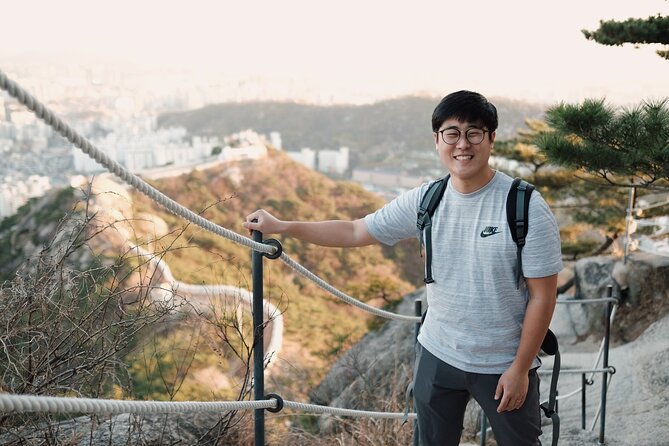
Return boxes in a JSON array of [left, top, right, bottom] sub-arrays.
[[158, 96, 546, 167]]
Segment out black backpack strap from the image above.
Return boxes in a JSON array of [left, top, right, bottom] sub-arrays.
[[506, 178, 535, 289], [540, 329, 561, 446], [417, 175, 449, 284]]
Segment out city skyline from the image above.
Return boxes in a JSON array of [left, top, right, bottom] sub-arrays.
[[2, 0, 669, 106]]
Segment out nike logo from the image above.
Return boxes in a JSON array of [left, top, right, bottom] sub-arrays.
[[480, 226, 502, 238]]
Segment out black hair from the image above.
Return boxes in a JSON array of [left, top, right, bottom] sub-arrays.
[[431, 90, 498, 133]]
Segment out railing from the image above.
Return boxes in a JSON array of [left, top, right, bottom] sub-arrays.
[[478, 286, 618, 446], [538, 287, 618, 446]]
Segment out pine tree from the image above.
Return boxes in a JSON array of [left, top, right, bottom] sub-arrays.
[[535, 98, 669, 189], [496, 119, 626, 260], [583, 13, 669, 60]]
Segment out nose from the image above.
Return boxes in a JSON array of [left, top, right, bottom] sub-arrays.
[[455, 133, 471, 150]]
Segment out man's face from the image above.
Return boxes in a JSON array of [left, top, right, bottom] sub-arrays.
[[433, 118, 496, 191]]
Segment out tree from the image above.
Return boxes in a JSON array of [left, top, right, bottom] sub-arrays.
[[530, 98, 669, 263], [583, 13, 669, 60], [495, 118, 626, 261], [535, 98, 669, 190]]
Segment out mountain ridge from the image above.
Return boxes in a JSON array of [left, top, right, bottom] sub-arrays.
[[157, 96, 546, 168]]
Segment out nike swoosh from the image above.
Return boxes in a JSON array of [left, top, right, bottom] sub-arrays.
[[480, 230, 502, 238]]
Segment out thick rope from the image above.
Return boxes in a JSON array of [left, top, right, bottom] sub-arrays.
[[0, 393, 274, 414], [557, 297, 618, 305], [0, 69, 418, 324], [0, 394, 416, 420], [280, 253, 420, 323], [283, 400, 416, 420]]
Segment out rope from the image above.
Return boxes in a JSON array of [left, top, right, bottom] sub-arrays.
[[0, 69, 418, 324], [0, 393, 274, 414], [0, 394, 416, 420], [283, 400, 417, 420], [280, 253, 421, 323], [557, 297, 618, 305], [538, 367, 615, 375]]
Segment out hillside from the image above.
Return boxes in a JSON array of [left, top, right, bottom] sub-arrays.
[[128, 149, 423, 376], [0, 149, 423, 441], [157, 96, 546, 168]]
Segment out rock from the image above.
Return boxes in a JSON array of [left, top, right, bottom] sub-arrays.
[[611, 260, 630, 291], [0, 412, 226, 446], [573, 256, 618, 301], [550, 298, 592, 344], [76, 412, 222, 446], [310, 289, 422, 433], [553, 253, 669, 343], [624, 251, 669, 306]]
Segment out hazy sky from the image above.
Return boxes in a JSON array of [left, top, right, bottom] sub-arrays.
[[3, 0, 668, 105]]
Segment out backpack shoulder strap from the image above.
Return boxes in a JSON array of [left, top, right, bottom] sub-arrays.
[[417, 175, 450, 284], [506, 178, 535, 289], [540, 330, 561, 446], [507, 178, 560, 445]]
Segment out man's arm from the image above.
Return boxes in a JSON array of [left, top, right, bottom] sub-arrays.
[[243, 209, 378, 247], [495, 274, 558, 412]]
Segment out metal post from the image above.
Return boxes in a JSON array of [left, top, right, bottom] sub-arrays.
[[252, 229, 265, 446], [599, 286, 613, 445], [623, 187, 636, 264], [555, 389, 559, 413], [581, 373, 586, 430], [413, 298, 422, 446], [479, 411, 487, 446]]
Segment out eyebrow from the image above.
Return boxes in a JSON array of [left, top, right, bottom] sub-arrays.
[[439, 124, 483, 131]]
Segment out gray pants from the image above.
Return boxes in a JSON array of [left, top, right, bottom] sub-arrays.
[[414, 344, 542, 446]]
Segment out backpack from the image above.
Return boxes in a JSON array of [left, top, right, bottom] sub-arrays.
[[415, 175, 560, 446]]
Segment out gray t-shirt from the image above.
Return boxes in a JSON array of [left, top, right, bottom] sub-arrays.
[[364, 171, 563, 374]]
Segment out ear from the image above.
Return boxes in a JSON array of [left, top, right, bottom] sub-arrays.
[[489, 131, 496, 145], [433, 132, 439, 150]]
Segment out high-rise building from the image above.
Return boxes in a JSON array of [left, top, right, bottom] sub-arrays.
[[317, 147, 349, 175]]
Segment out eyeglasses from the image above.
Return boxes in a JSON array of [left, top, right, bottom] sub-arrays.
[[437, 128, 489, 145]]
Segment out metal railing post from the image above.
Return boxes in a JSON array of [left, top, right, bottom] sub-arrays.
[[581, 373, 587, 430], [479, 411, 487, 446], [555, 389, 559, 413], [413, 298, 422, 446], [252, 229, 265, 446], [599, 285, 613, 445]]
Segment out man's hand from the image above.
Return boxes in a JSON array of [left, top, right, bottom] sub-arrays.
[[494, 364, 529, 412], [243, 209, 285, 235]]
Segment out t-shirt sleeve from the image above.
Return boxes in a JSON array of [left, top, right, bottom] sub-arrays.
[[522, 192, 563, 278], [363, 185, 426, 246]]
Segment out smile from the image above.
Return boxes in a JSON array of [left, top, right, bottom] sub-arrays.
[[454, 155, 473, 160]]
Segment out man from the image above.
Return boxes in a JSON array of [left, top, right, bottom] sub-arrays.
[[243, 90, 562, 445]]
